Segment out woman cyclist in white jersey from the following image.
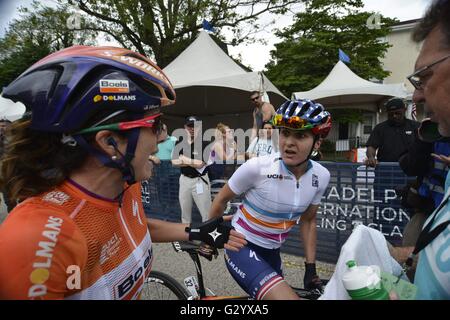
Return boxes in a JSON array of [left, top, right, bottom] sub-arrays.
[[209, 99, 332, 300]]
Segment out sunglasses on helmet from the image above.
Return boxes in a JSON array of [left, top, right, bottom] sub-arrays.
[[272, 114, 314, 130]]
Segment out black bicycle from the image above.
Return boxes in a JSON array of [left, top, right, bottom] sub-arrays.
[[140, 241, 328, 300]]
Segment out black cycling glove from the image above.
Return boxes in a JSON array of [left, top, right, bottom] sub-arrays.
[[185, 217, 232, 249], [304, 263, 323, 291]]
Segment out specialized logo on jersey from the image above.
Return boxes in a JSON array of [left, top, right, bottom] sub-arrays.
[[42, 191, 70, 205], [28, 216, 64, 298], [312, 174, 319, 188], [132, 200, 144, 226]]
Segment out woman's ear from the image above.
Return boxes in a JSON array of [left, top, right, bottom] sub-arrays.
[[95, 130, 122, 156], [314, 137, 322, 150]]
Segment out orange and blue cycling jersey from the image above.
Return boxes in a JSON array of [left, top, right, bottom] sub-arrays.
[[0, 180, 152, 300]]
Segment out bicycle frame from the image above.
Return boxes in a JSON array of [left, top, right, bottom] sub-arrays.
[[171, 241, 327, 300], [186, 249, 208, 298]]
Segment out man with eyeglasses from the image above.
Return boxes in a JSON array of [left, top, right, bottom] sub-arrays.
[[250, 91, 276, 140], [389, 0, 450, 300]]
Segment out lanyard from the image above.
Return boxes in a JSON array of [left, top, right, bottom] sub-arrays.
[[405, 191, 449, 270]]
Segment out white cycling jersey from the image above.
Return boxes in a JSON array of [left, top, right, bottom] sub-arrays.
[[228, 153, 330, 249]]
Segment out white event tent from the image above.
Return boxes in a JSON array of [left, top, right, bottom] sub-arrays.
[[293, 60, 408, 106], [163, 31, 287, 129]]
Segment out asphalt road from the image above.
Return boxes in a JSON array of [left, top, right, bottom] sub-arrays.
[[150, 242, 336, 298]]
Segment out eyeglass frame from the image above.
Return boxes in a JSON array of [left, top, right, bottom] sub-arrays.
[[75, 113, 164, 136], [407, 53, 450, 90]]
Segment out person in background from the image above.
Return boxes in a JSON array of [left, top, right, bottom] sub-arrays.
[[149, 123, 177, 165], [246, 121, 278, 159], [209, 123, 236, 180], [365, 98, 420, 238], [172, 116, 212, 223], [365, 97, 420, 167], [250, 91, 276, 141]]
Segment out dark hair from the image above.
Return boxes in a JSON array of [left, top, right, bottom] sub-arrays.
[[0, 119, 12, 124], [413, 0, 450, 47]]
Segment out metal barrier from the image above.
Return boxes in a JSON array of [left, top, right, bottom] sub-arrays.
[[142, 161, 414, 263]]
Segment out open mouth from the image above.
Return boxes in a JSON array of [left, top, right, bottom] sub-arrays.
[[285, 149, 296, 155]]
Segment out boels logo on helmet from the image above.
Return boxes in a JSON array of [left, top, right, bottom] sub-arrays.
[[99, 79, 130, 93]]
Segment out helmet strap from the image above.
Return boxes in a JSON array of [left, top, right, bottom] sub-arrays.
[[73, 128, 140, 186]]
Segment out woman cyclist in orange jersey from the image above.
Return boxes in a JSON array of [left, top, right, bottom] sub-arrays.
[[0, 46, 245, 299]]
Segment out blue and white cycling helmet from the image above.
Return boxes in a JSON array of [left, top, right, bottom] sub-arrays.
[[272, 99, 332, 138]]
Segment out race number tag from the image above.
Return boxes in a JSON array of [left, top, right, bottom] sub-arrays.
[[184, 276, 199, 299]]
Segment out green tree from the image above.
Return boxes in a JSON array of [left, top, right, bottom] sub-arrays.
[[0, 1, 97, 88], [265, 0, 397, 96], [67, 0, 298, 67]]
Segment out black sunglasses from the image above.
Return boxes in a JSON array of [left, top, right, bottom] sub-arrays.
[[407, 53, 450, 90]]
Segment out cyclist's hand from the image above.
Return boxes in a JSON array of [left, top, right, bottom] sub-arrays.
[[186, 216, 246, 250], [304, 263, 323, 291], [222, 215, 247, 252]]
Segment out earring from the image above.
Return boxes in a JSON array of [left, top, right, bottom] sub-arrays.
[[111, 155, 118, 161]]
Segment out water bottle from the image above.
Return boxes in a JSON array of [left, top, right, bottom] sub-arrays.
[[342, 260, 389, 300]]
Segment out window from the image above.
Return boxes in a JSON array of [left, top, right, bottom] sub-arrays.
[[362, 115, 373, 135]]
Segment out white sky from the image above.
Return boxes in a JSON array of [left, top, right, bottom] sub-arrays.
[[0, 0, 432, 71]]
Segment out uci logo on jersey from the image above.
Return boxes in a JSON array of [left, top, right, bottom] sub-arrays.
[[267, 174, 293, 181]]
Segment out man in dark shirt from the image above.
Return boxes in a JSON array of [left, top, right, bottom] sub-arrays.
[[364, 98, 419, 242], [365, 97, 420, 166], [172, 116, 212, 223]]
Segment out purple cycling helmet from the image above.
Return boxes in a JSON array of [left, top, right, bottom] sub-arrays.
[[2, 45, 176, 132]]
